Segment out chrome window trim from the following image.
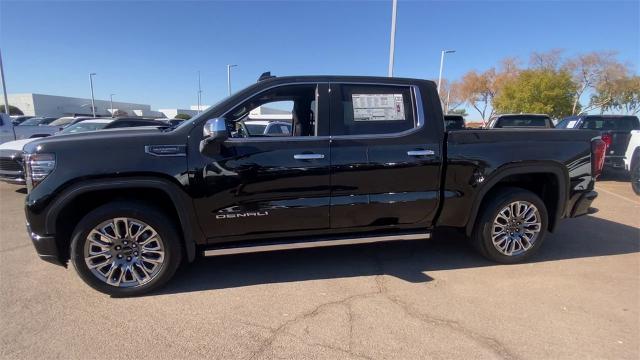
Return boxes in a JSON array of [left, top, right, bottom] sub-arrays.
[[216, 81, 426, 143]]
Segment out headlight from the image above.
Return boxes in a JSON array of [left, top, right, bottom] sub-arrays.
[[24, 153, 55, 191]]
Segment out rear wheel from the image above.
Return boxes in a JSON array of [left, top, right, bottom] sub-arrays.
[[472, 188, 548, 263], [70, 202, 182, 296]]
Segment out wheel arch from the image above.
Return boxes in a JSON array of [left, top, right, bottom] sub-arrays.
[[465, 163, 569, 237], [45, 176, 203, 264]]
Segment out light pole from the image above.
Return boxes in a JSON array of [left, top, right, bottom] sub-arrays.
[[387, 0, 398, 77], [109, 93, 115, 117], [445, 89, 451, 114], [197, 71, 202, 114], [89, 73, 97, 117], [227, 64, 237, 96], [0, 49, 10, 115], [437, 50, 455, 95]]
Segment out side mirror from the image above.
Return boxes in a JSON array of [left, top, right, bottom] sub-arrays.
[[203, 118, 228, 139], [200, 118, 228, 156]]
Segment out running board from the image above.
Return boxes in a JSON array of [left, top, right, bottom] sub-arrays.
[[204, 232, 431, 257]]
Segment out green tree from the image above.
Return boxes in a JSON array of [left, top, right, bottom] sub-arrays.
[[447, 108, 469, 117], [174, 113, 192, 120], [0, 105, 24, 115], [493, 69, 576, 119]]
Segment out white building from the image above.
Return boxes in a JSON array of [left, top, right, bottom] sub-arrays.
[[4, 93, 154, 117], [158, 108, 199, 119]]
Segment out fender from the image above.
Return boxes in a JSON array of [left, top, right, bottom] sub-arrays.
[[464, 162, 569, 237], [43, 176, 203, 262]]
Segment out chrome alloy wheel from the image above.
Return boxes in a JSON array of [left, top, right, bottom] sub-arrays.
[[491, 201, 542, 256], [84, 218, 165, 288]]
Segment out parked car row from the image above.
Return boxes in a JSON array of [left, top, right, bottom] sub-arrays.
[[0, 117, 169, 184]]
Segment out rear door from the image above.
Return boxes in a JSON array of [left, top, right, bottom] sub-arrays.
[[328, 82, 442, 230]]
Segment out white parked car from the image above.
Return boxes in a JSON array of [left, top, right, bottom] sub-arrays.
[[0, 113, 60, 145], [242, 120, 292, 136], [624, 130, 640, 195]]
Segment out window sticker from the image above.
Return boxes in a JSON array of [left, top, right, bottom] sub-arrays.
[[352, 94, 405, 121]]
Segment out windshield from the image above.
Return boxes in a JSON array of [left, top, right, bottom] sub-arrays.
[[555, 118, 576, 128], [49, 117, 75, 126], [580, 117, 640, 131], [245, 124, 267, 135], [59, 122, 109, 134], [494, 116, 550, 128], [19, 117, 44, 126]]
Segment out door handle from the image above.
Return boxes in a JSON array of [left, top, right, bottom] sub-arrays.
[[407, 150, 435, 157], [294, 153, 325, 160]]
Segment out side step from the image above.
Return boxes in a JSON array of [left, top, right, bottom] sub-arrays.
[[204, 232, 431, 257]]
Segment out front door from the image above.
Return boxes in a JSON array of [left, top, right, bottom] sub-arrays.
[[328, 82, 442, 230], [194, 83, 332, 241]]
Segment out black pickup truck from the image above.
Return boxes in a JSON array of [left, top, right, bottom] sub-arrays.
[[23, 75, 604, 296]]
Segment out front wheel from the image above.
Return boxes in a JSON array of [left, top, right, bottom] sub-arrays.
[[70, 202, 182, 296], [472, 188, 548, 264]]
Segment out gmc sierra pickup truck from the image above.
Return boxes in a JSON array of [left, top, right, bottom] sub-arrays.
[[23, 75, 604, 296]]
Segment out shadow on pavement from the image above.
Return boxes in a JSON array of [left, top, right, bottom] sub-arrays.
[[156, 214, 639, 296], [599, 169, 630, 183]]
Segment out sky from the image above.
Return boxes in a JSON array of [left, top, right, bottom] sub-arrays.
[[1, 0, 639, 113]]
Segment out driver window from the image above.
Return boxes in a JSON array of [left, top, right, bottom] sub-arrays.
[[227, 84, 318, 138]]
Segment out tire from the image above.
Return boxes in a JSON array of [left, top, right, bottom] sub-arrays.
[[631, 149, 640, 196], [471, 187, 548, 264], [70, 201, 182, 296]]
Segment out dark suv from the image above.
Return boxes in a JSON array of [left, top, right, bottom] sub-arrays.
[[557, 115, 640, 169]]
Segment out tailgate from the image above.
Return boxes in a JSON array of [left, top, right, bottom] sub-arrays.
[[607, 131, 632, 157]]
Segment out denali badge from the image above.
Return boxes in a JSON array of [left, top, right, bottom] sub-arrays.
[[216, 211, 269, 219]]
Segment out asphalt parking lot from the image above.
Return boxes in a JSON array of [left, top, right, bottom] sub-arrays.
[[0, 178, 638, 359]]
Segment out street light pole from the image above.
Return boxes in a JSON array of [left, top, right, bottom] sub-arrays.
[[227, 64, 237, 96], [437, 50, 455, 95], [438, 50, 456, 95], [387, 0, 398, 77], [89, 73, 97, 117], [110, 93, 115, 117], [197, 71, 202, 114], [0, 49, 10, 115]]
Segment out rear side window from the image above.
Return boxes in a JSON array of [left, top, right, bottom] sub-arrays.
[[332, 84, 415, 136], [580, 117, 640, 131]]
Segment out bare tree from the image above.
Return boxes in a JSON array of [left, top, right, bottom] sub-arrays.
[[459, 69, 497, 123], [530, 49, 564, 71], [565, 51, 628, 115], [438, 78, 464, 113]]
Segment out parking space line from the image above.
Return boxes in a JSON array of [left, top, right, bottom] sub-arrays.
[[597, 187, 640, 205]]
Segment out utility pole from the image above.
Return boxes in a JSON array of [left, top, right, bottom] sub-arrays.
[[437, 50, 455, 95], [197, 71, 202, 114], [0, 49, 10, 115], [227, 64, 237, 96], [89, 73, 97, 117], [110, 93, 115, 117], [387, 0, 398, 77]]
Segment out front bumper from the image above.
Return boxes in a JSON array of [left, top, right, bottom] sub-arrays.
[[570, 191, 598, 218], [26, 222, 64, 267]]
